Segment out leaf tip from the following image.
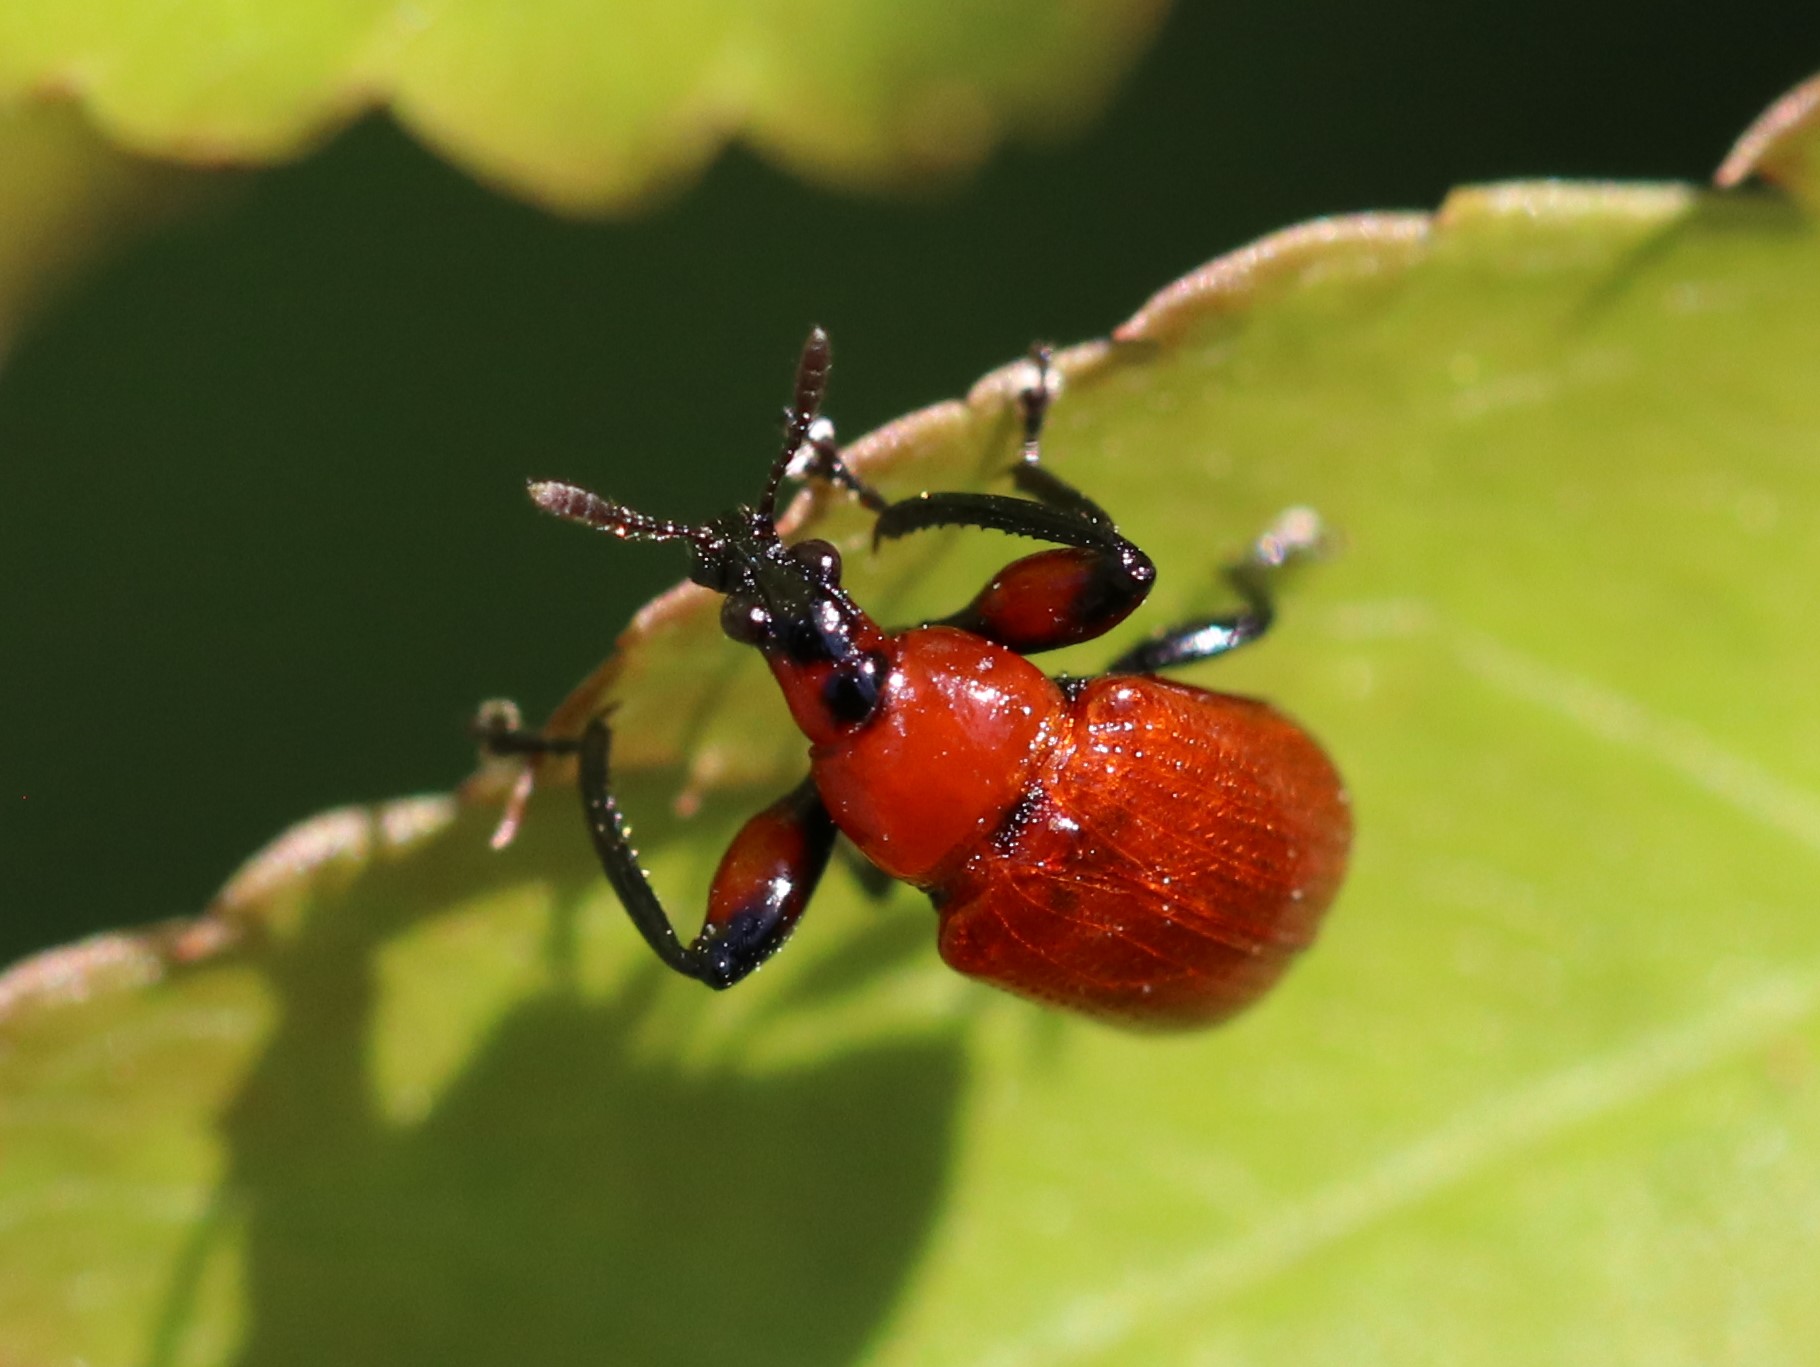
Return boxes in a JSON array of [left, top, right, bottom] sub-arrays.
[[1716, 70, 1820, 206]]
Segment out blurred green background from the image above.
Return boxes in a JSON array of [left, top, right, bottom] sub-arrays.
[[4, 1, 1819, 968]]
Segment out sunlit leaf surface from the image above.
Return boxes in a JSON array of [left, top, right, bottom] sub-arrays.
[[6, 75, 1820, 1367]]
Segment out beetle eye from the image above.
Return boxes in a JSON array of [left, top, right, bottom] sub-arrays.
[[720, 594, 771, 645], [821, 652, 884, 726], [791, 539, 842, 585]]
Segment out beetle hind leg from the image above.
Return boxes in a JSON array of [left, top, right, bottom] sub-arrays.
[[1105, 506, 1328, 675]]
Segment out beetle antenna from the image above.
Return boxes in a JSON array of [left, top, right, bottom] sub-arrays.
[[756, 326, 833, 527], [527, 480, 710, 547]]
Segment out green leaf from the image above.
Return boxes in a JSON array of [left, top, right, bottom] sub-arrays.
[[0, 1, 1168, 214], [8, 73, 1820, 1367]]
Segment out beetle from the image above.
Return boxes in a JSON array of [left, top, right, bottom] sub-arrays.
[[482, 329, 1351, 1028]]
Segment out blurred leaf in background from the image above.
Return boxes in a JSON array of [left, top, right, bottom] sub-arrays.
[[0, 0, 1165, 211], [0, 102, 201, 356], [6, 3, 1820, 1365]]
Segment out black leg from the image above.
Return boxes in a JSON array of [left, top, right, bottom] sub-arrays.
[[476, 703, 836, 987], [873, 487, 1124, 552], [868, 488, 1155, 654], [471, 698, 583, 850], [472, 699, 581, 757], [1104, 507, 1327, 675], [871, 341, 1120, 553], [786, 412, 890, 514], [1005, 343, 1117, 529], [573, 719, 708, 981], [866, 346, 1155, 654], [577, 720, 836, 989]]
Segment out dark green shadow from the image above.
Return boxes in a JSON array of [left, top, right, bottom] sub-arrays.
[[149, 797, 961, 1366]]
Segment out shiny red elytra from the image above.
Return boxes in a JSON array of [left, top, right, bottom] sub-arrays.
[[483, 330, 1350, 1029]]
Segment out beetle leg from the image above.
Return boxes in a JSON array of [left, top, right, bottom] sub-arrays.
[[1104, 507, 1328, 675], [871, 489, 1154, 657], [477, 709, 837, 983], [1009, 458, 1113, 530], [863, 343, 1156, 653], [578, 719, 836, 989], [787, 415, 890, 513], [471, 699, 582, 758], [795, 338, 1128, 653], [470, 699, 582, 848], [1004, 342, 1118, 529], [872, 490, 1155, 653]]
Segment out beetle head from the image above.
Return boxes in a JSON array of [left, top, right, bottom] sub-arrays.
[[525, 327, 879, 680]]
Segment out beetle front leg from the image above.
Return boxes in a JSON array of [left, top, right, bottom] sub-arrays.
[[933, 540, 1155, 655], [870, 489, 1154, 655], [862, 345, 1154, 654], [577, 719, 836, 989], [696, 774, 840, 987], [1004, 343, 1117, 529], [786, 412, 889, 514]]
